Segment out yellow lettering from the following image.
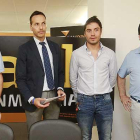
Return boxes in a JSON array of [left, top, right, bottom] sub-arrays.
[[2, 56, 17, 88], [62, 44, 73, 88]]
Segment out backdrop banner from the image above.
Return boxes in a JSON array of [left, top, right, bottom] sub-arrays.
[[0, 36, 115, 122]]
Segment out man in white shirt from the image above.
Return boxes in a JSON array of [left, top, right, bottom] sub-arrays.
[[70, 16, 117, 140], [16, 11, 65, 130]]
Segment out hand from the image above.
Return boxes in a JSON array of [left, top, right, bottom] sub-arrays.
[[76, 102, 80, 112], [57, 90, 66, 101], [120, 95, 131, 112], [34, 98, 50, 109]]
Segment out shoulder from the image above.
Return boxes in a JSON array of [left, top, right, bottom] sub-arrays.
[[102, 45, 116, 60], [47, 38, 59, 47], [125, 47, 139, 59], [19, 39, 34, 50], [129, 47, 140, 54], [72, 46, 84, 56], [103, 45, 115, 55]]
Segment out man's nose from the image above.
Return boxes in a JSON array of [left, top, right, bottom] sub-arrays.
[[91, 30, 95, 35], [39, 25, 43, 29]]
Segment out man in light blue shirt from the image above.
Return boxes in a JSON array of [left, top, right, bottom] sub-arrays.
[[0, 52, 4, 97], [117, 24, 140, 140]]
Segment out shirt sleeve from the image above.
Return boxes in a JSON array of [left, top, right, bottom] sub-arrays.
[[109, 52, 117, 88], [28, 96, 35, 104], [70, 52, 78, 99], [118, 54, 129, 78], [0, 52, 4, 73]]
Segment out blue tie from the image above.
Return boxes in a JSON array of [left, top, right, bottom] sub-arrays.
[[39, 42, 54, 90]]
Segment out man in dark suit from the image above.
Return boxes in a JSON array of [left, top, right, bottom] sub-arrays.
[[16, 11, 65, 130]]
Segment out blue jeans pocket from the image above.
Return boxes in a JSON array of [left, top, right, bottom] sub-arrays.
[[103, 93, 112, 105], [77, 93, 84, 103], [77, 94, 84, 111]]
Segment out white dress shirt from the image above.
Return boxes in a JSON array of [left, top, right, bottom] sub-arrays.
[[70, 42, 117, 99]]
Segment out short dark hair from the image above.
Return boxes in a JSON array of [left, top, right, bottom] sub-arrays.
[[138, 24, 140, 35], [30, 11, 46, 24], [84, 16, 102, 32]]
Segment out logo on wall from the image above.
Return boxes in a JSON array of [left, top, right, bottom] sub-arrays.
[[61, 30, 70, 37], [51, 26, 84, 37]]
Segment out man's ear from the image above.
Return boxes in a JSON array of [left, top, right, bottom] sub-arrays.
[[139, 35, 140, 40]]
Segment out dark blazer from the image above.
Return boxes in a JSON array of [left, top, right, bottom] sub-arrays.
[[16, 38, 64, 112]]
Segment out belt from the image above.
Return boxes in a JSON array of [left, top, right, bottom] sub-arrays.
[[131, 96, 140, 103]]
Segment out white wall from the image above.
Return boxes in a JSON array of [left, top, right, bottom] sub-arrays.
[[88, 0, 104, 25], [88, 0, 140, 139]]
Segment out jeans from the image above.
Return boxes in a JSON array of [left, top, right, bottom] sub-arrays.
[[76, 93, 113, 140]]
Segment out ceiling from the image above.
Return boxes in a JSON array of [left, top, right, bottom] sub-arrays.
[[0, 0, 87, 32]]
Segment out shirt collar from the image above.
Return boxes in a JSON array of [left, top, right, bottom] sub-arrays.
[[33, 37, 47, 46], [83, 42, 104, 52], [134, 47, 140, 54]]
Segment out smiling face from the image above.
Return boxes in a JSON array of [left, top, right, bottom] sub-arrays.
[[30, 15, 46, 41], [84, 22, 102, 46]]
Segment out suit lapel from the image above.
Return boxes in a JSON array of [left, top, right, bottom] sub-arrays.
[[29, 39, 44, 71], [47, 39, 56, 55]]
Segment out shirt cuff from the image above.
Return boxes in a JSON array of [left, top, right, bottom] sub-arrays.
[[73, 92, 77, 101], [0, 69, 4, 73], [28, 96, 35, 104], [57, 87, 64, 91]]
